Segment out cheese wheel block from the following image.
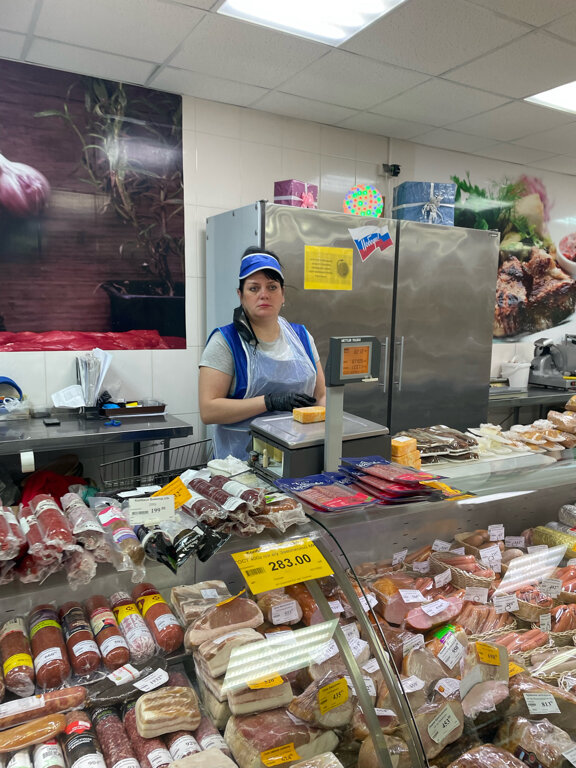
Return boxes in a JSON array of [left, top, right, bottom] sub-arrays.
[[293, 407, 326, 424]]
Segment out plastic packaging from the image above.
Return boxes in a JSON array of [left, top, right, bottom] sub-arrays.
[[60, 494, 104, 551], [181, 490, 227, 528], [133, 525, 177, 574], [28, 605, 71, 691], [209, 475, 266, 514], [560, 504, 576, 528], [33, 740, 65, 768], [17, 506, 59, 566], [170, 582, 232, 626], [91, 706, 139, 768], [122, 701, 171, 768], [89, 499, 145, 582], [110, 592, 156, 664], [186, 476, 249, 518], [0, 617, 35, 697], [275, 474, 375, 513], [131, 584, 184, 654], [58, 603, 101, 679], [84, 596, 130, 672], [0, 509, 25, 561], [27, 496, 75, 553], [61, 711, 106, 768], [62, 550, 97, 590], [342, 455, 437, 484]]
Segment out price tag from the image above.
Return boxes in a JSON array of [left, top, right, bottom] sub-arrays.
[[434, 569, 452, 588], [435, 678, 461, 698], [402, 675, 425, 693], [133, 668, 169, 691], [493, 593, 519, 614], [344, 675, 376, 697], [403, 634, 424, 656], [432, 539, 451, 552], [438, 636, 465, 670], [265, 630, 293, 643], [480, 545, 502, 571], [399, 589, 426, 603], [527, 545, 548, 554], [489, 524, 505, 541], [362, 658, 379, 674], [328, 600, 344, 614], [312, 640, 339, 664], [563, 745, 576, 767], [200, 589, 220, 599], [476, 642, 501, 666], [523, 692, 560, 715], [427, 703, 461, 744], [451, 547, 465, 556], [540, 613, 552, 632], [568, 559, 576, 567], [392, 549, 408, 565], [261, 743, 300, 766], [128, 495, 175, 525], [358, 594, 378, 612], [374, 707, 396, 717], [541, 578, 562, 598], [413, 560, 430, 574], [505, 536, 525, 549], [248, 676, 284, 690], [341, 623, 360, 643], [317, 678, 348, 714], [509, 662, 524, 678], [107, 664, 140, 685], [464, 587, 488, 604], [231, 538, 333, 594], [421, 599, 450, 617], [152, 476, 191, 509], [348, 637, 369, 658]]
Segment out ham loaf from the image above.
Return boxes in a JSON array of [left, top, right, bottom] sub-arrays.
[[197, 628, 262, 677], [185, 599, 263, 649], [358, 734, 411, 768], [289, 673, 354, 729], [447, 745, 527, 768]]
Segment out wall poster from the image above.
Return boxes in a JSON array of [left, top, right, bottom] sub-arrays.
[[0, 59, 184, 351]]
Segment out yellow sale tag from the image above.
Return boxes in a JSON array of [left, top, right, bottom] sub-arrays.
[[509, 661, 524, 678], [231, 537, 333, 595], [421, 480, 471, 498], [318, 677, 349, 715], [152, 476, 191, 509], [476, 641, 501, 666], [248, 675, 284, 690], [261, 743, 300, 766]]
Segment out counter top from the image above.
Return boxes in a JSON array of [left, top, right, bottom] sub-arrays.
[[489, 386, 571, 408]]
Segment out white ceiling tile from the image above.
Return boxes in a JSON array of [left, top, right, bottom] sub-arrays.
[[0, 30, 25, 59], [530, 155, 576, 175], [26, 39, 155, 84], [171, 13, 327, 89], [149, 67, 267, 106], [446, 31, 576, 98], [252, 92, 355, 125], [545, 12, 576, 44], [0, 0, 36, 33], [342, 0, 529, 76], [36, 0, 204, 61], [280, 50, 428, 111], [338, 112, 434, 140], [468, 0, 576, 27], [414, 129, 498, 153], [470, 143, 557, 165], [372, 79, 509, 127], [515, 124, 576, 155], [450, 101, 576, 141]]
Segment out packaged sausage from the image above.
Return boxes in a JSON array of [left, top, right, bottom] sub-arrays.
[[61, 711, 106, 768], [186, 476, 249, 518], [2, 509, 26, 561], [59, 495, 104, 551], [132, 526, 177, 575], [33, 740, 65, 768], [17, 506, 60, 567], [0, 618, 35, 698], [209, 475, 266, 514], [58, 603, 101, 679], [84, 596, 129, 673], [131, 584, 184, 654], [122, 701, 171, 768], [91, 706, 139, 768], [7, 749, 32, 768], [62, 551, 97, 591], [110, 592, 155, 664], [28, 605, 71, 691], [192, 715, 231, 758], [164, 730, 201, 761], [0, 509, 25, 561], [89, 501, 145, 581], [27, 496, 75, 553], [0, 687, 87, 731], [0, 714, 67, 754], [180, 490, 227, 529]]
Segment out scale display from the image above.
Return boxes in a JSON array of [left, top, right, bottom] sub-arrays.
[[325, 335, 380, 386]]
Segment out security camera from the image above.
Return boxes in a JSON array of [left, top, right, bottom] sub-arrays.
[[382, 163, 401, 177]]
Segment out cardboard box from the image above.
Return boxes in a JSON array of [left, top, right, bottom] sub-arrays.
[[392, 181, 456, 226], [274, 179, 318, 209]]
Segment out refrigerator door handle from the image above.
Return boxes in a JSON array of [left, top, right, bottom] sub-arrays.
[[378, 338, 389, 392], [394, 336, 405, 392]]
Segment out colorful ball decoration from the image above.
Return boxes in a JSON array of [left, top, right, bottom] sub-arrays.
[[343, 184, 384, 217]]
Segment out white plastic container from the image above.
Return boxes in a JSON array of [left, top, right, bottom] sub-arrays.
[[501, 362, 531, 389]]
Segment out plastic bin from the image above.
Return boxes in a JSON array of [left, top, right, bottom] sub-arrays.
[[501, 362, 531, 389]]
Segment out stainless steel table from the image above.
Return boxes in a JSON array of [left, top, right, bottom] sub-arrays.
[[489, 387, 571, 422]]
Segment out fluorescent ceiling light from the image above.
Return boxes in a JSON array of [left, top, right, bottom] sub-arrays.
[[526, 81, 576, 115], [217, 0, 408, 45]]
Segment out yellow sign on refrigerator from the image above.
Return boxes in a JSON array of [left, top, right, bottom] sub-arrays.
[[304, 246, 353, 290]]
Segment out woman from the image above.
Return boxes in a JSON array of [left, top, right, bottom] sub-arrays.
[[199, 247, 326, 459]]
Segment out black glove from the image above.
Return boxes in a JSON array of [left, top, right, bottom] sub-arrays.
[[264, 392, 316, 412]]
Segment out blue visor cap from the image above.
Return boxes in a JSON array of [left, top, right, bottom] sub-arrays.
[[239, 253, 283, 281]]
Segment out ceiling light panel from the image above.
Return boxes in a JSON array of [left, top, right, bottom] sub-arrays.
[[217, 0, 407, 44], [526, 81, 576, 115]]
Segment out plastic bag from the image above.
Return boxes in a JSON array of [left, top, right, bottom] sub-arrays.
[[28, 495, 76, 553], [89, 498, 145, 582], [0, 507, 26, 560], [60, 493, 105, 550]]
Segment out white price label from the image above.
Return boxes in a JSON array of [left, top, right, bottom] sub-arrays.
[[427, 703, 461, 744], [523, 692, 560, 715], [541, 578, 562, 598], [493, 594, 519, 614], [563, 745, 576, 767], [421, 599, 450, 617], [527, 545, 548, 554], [480, 545, 502, 572], [265, 630, 294, 643], [434, 569, 452, 588], [270, 601, 300, 625], [362, 658, 379, 674], [313, 640, 339, 664], [374, 707, 396, 717], [540, 613, 552, 632], [348, 637, 369, 658], [403, 634, 424, 656], [464, 587, 488, 604], [489, 524, 505, 541], [413, 560, 430, 574], [107, 664, 140, 686], [341, 623, 360, 643], [505, 536, 525, 549], [129, 495, 175, 525], [358, 594, 378, 612], [200, 589, 220, 599], [438, 636, 465, 670], [344, 675, 376, 697], [392, 549, 408, 565], [435, 678, 461, 698], [328, 600, 344, 614], [401, 675, 425, 693], [399, 589, 426, 603], [133, 668, 170, 691], [432, 539, 451, 552], [450, 547, 465, 556]]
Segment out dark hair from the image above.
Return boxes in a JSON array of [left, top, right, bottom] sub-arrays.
[[238, 246, 284, 292]]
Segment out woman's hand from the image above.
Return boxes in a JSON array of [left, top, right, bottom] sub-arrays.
[[199, 366, 267, 425], [264, 392, 316, 412]]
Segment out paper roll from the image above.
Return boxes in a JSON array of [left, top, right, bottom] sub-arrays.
[[20, 451, 35, 473]]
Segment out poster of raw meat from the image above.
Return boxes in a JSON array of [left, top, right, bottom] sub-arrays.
[[453, 173, 576, 344], [0, 59, 184, 352]]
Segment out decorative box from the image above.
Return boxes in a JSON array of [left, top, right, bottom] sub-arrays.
[[392, 181, 456, 226], [274, 179, 318, 209]]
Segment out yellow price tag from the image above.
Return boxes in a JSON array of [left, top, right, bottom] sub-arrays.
[[261, 743, 300, 767], [318, 677, 349, 715], [421, 480, 471, 498], [248, 676, 284, 690], [152, 476, 191, 509], [217, 589, 246, 607], [231, 537, 333, 595], [509, 661, 524, 678], [476, 641, 500, 666]]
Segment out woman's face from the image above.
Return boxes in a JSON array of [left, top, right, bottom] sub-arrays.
[[238, 270, 284, 322]]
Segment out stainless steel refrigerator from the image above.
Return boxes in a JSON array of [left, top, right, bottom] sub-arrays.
[[206, 202, 499, 433]]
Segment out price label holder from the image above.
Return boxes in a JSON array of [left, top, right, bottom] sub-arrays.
[[399, 589, 426, 603], [476, 642, 501, 666], [427, 703, 461, 744], [523, 692, 560, 715], [392, 549, 408, 565], [261, 743, 301, 766], [432, 539, 451, 552], [318, 677, 348, 714], [493, 593, 519, 614], [413, 560, 430, 574], [541, 578, 562, 598], [563, 745, 576, 767], [465, 587, 488, 604], [231, 538, 333, 595], [434, 569, 452, 588], [421, 599, 450, 617], [152, 476, 191, 509], [128, 495, 175, 526]]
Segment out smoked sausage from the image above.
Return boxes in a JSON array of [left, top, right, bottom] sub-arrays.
[[0, 618, 35, 697], [59, 603, 101, 678], [131, 584, 183, 654], [84, 596, 129, 672], [0, 714, 66, 754], [110, 592, 155, 664], [61, 711, 106, 768], [0, 688, 86, 731], [29, 606, 71, 690], [122, 702, 171, 768], [91, 706, 139, 768]]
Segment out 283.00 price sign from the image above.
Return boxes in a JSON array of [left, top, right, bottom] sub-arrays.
[[231, 538, 334, 595]]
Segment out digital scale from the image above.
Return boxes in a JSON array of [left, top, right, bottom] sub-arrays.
[[249, 335, 389, 481]]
